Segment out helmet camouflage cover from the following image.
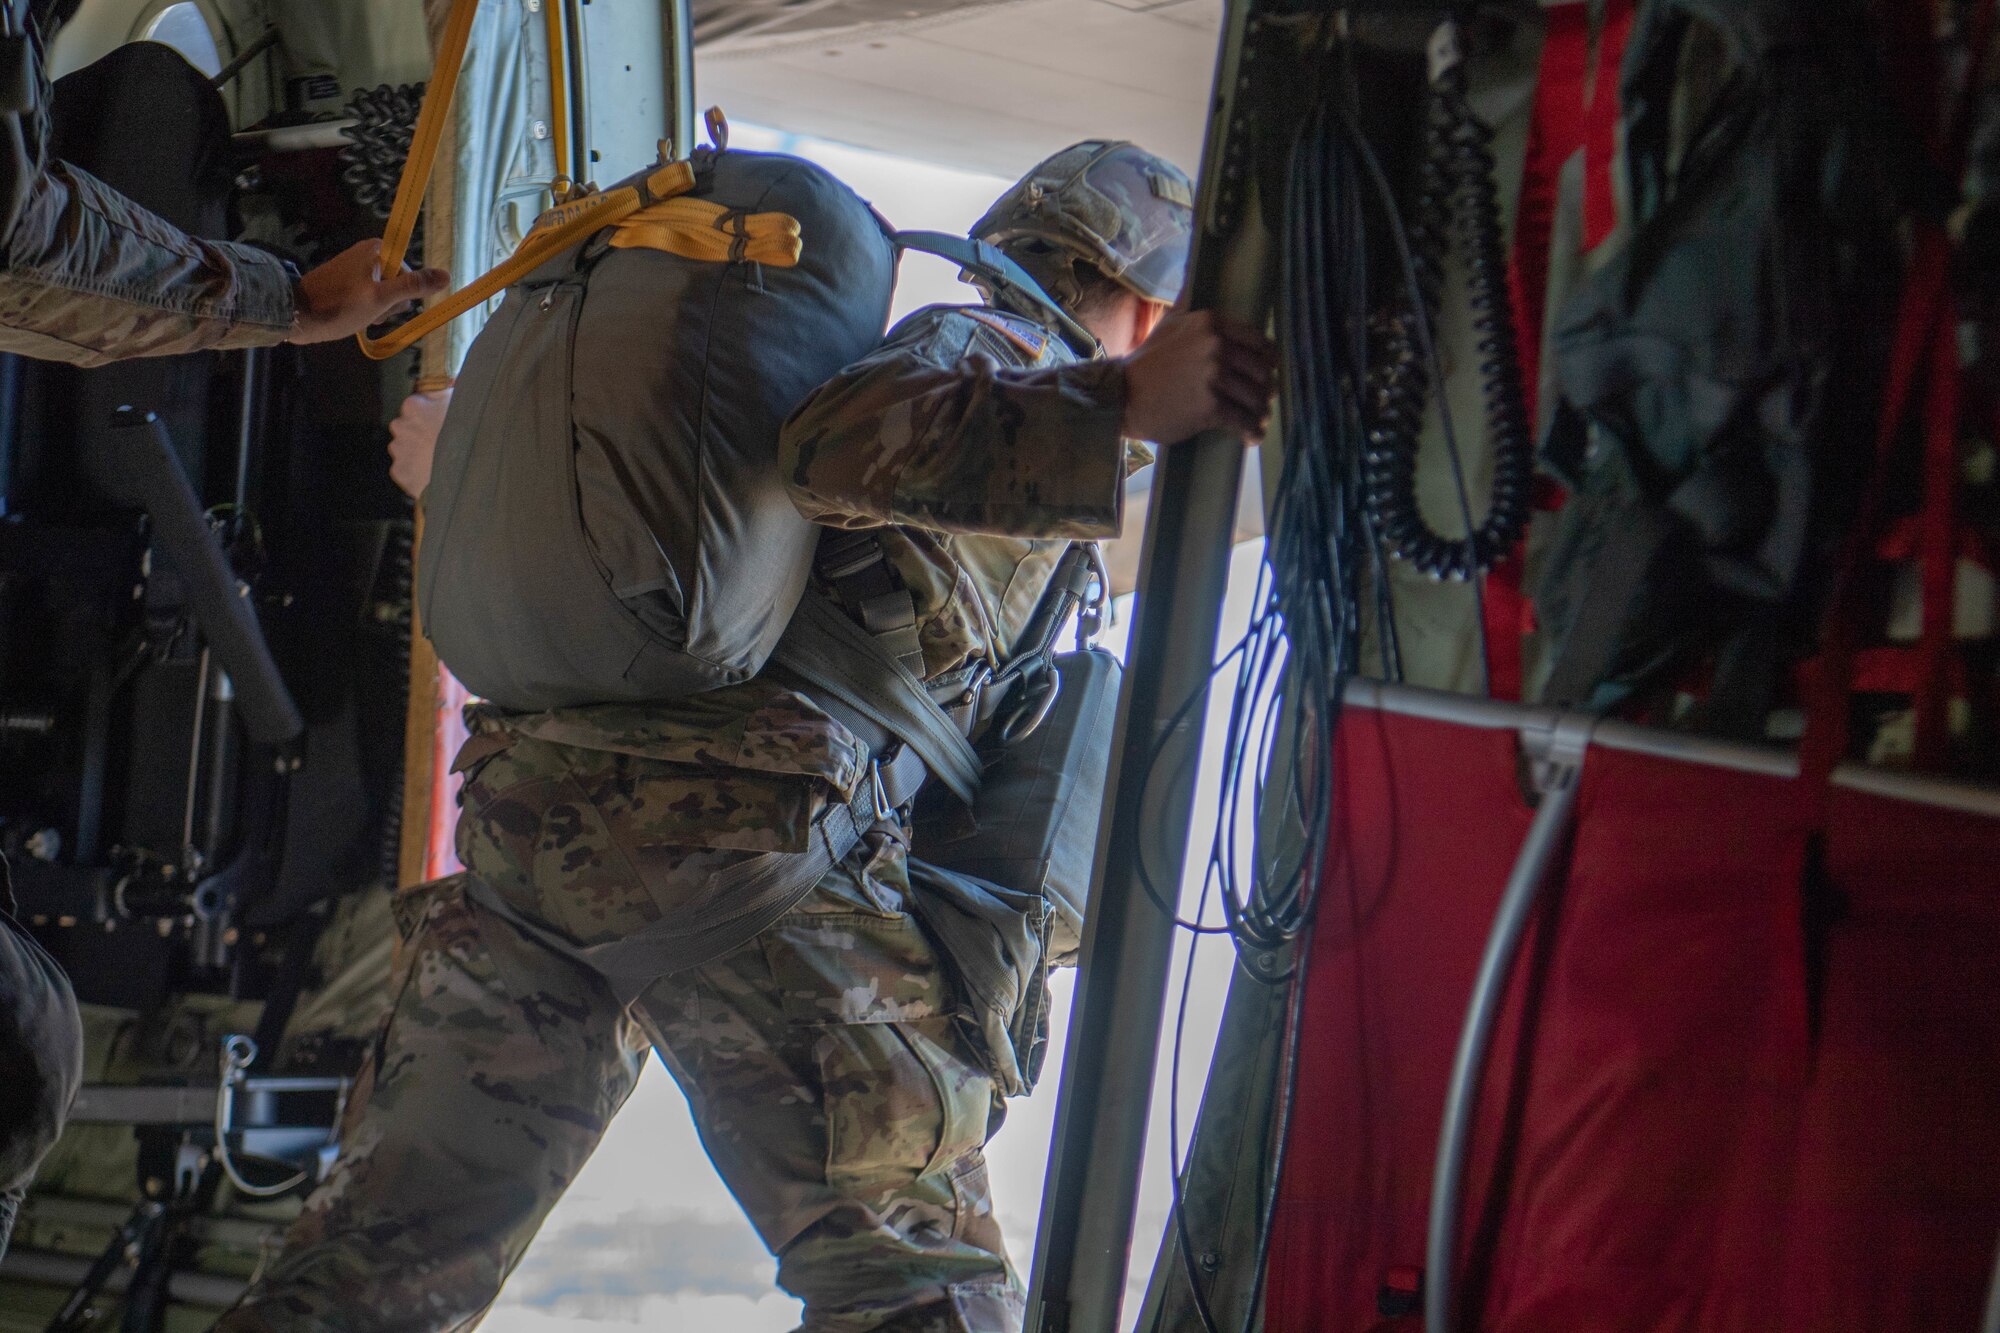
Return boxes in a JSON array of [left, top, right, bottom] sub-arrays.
[[971, 140, 1195, 309]]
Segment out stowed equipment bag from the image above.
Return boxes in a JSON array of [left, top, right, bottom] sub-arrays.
[[1533, 0, 1901, 727], [419, 150, 898, 712]]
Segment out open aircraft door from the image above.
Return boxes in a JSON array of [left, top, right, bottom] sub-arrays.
[[1019, 3, 2000, 1332]]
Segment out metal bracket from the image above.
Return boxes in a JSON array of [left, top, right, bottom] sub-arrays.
[[1520, 710, 1596, 797]]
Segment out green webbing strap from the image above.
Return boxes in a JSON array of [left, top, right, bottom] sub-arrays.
[[463, 783, 880, 1004], [896, 231, 1102, 359], [817, 528, 927, 678], [774, 592, 983, 807]]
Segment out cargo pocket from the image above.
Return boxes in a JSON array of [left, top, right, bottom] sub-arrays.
[[764, 892, 992, 1204]]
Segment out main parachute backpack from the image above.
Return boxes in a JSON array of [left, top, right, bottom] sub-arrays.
[[416, 149, 897, 710], [352, 0, 907, 711]]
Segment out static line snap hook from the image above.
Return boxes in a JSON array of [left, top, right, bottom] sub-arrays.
[[215, 1034, 311, 1199], [223, 1034, 258, 1080]]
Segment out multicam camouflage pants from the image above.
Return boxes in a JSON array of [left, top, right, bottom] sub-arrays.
[[216, 744, 1020, 1333]]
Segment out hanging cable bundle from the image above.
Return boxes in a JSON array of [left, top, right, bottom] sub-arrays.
[[1211, 91, 1374, 959], [339, 83, 426, 222], [1162, 63, 1404, 1333], [1363, 22, 1534, 582]]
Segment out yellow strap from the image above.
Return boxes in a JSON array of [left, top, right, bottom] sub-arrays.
[[605, 198, 803, 266], [359, 161, 696, 362], [545, 0, 571, 184], [354, 0, 769, 362], [378, 0, 478, 281]]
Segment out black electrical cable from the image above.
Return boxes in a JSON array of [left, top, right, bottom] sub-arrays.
[[1159, 24, 1541, 1329], [1150, 16, 1538, 1326], [1360, 33, 1534, 587], [1163, 77, 1383, 1332], [340, 83, 427, 223], [1339, 90, 1494, 695]]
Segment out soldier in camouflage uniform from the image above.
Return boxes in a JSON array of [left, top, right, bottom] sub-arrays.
[[216, 141, 1273, 1333], [0, 0, 449, 1264]]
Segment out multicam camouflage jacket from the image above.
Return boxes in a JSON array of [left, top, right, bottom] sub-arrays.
[[0, 16, 297, 366], [782, 301, 1147, 681]]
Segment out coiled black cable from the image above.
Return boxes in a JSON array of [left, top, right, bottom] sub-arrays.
[[1363, 33, 1534, 582], [340, 84, 426, 223]]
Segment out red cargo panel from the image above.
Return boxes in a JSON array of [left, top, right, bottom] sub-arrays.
[[1266, 715, 2000, 1332]]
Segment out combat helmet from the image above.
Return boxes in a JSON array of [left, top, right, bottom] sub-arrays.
[[971, 141, 1195, 312]]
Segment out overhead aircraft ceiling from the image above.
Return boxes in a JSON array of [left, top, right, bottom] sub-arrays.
[[689, 0, 1223, 178]]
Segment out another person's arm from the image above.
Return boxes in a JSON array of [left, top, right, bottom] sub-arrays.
[[0, 19, 444, 367]]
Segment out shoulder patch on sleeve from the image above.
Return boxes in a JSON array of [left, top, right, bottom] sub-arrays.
[[1149, 171, 1194, 209], [965, 309, 1051, 361]]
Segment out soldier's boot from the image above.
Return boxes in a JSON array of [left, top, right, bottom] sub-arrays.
[[638, 845, 1023, 1333], [215, 873, 647, 1332]]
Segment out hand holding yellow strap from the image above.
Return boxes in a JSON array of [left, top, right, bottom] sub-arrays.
[[355, 0, 741, 364]]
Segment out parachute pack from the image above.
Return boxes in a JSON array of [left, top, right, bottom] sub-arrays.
[[417, 147, 897, 711], [364, 0, 1094, 714], [410, 139, 1092, 713]]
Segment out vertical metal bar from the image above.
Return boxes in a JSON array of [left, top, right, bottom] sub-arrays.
[[1981, 1228, 2000, 1333], [1424, 719, 1592, 1333], [181, 647, 213, 871], [544, 0, 573, 183], [664, 0, 696, 159], [0, 351, 22, 516], [201, 670, 236, 861], [1025, 1, 1273, 1325], [561, 0, 589, 178]]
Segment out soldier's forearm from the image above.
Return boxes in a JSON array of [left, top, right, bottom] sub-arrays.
[[0, 160, 296, 367], [784, 358, 1131, 538]]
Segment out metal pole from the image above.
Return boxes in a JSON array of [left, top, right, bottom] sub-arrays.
[[665, 0, 696, 160], [1981, 1228, 2000, 1333], [233, 347, 262, 510], [1424, 713, 1591, 1333], [1024, 1, 1273, 1326]]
